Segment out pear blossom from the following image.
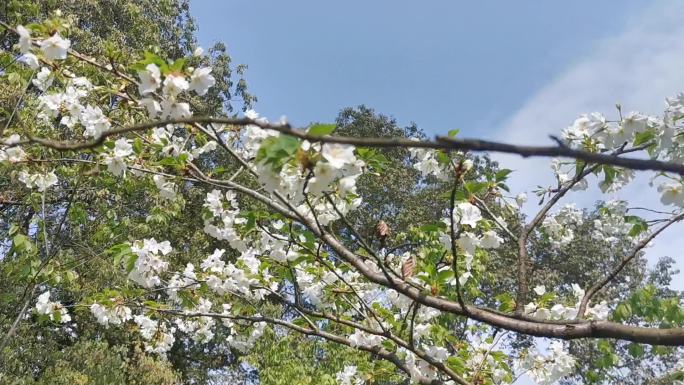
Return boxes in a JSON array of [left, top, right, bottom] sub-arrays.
[[189, 67, 216, 95], [35, 291, 70, 323], [658, 181, 684, 207], [336, 365, 363, 385], [161, 100, 191, 119], [321, 143, 356, 169], [201, 249, 226, 273], [347, 329, 383, 348], [162, 74, 189, 97], [453, 202, 482, 227], [516, 341, 576, 385], [39, 33, 71, 60], [16, 25, 32, 53], [80, 105, 110, 137], [0, 146, 26, 163], [21, 171, 59, 191], [89, 302, 132, 326], [138, 64, 161, 95], [456, 232, 480, 257], [104, 139, 134, 176], [621, 111, 648, 137], [533, 285, 546, 296], [139, 97, 161, 118], [18, 53, 39, 69], [515, 192, 527, 207], [128, 238, 171, 288], [586, 301, 610, 321], [32, 67, 53, 91], [480, 230, 503, 249], [153, 175, 177, 200]]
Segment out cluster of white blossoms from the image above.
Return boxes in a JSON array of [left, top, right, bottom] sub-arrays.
[[174, 298, 216, 343], [524, 283, 609, 322], [408, 146, 451, 181], [591, 201, 636, 244], [34, 72, 112, 138], [16, 17, 684, 385], [153, 175, 178, 200], [335, 365, 364, 385], [15, 25, 70, 69], [347, 329, 384, 348], [90, 301, 133, 326], [136, 61, 215, 120], [128, 238, 172, 288], [463, 335, 512, 384], [540, 204, 583, 248], [18, 170, 59, 192], [0, 134, 26, 163], [203, 189, 247, 251], [433, 202, 503, 286], [134, 314, 176, 355], [559, 94, 684, 201], [515, 341, 576, 385], [103, 138, 134, 176], [229, 116, 366, 227], [34, 291, 71, 323]]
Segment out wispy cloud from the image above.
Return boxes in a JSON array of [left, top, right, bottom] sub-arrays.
[[491, 1, 684, 287]]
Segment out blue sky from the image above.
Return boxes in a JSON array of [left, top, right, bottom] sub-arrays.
[[191, 0, 644, 134]]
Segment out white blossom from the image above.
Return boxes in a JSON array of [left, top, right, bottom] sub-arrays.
[[35, 291, 70, 323], [80, 105, 110, 138], [39, 33, 71, 60], [16, 25, 32, 53], [480, 230, 503, 249], [18, 53, 39, 69], [321, 143, 356, 169], [453, 202, 482, 228], [32, 67, 53, 91], [139, 97, 161, 118], [153, 175, 177, 200], [162, 74, 189, 97], [189, 67, 215, 96], [138, 64, 161, 95]]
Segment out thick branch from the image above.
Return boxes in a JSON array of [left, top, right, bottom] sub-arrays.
[[13, 116, 684, 174]]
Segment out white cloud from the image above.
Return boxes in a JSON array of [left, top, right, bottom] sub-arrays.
[[492, 1, 684, 289]]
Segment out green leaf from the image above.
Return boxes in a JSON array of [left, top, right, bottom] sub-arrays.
[[131, 51, 168, 72], [624, 215, 648, 237], [495, 293, 516, 313], [256, 135, 300, 171], [602, 165, 617, 185], [464, 181, 488, 195], [627, 343, 645, 358], [613, 303, 632, 322], [437, 270, 454, 284], [125, 254, 138, 273], [133, 138, 144, 154], [167, 57, 186, 73], [446, 356, 466, 374], [307, 124, 336, 136], [447, 129, 460, 138], [633, 130, 655, 146], [495, 169, 513, 182]]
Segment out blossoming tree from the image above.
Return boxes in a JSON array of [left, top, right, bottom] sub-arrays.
[[1, 12, 684, 385]]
